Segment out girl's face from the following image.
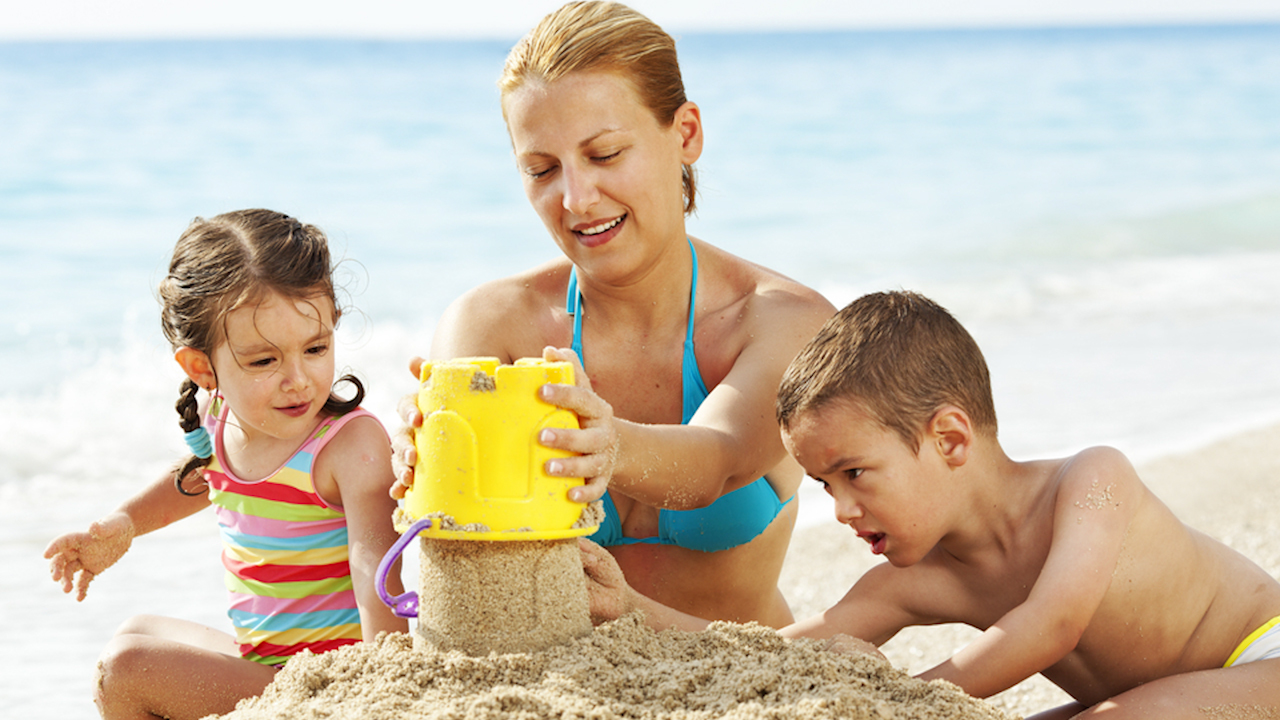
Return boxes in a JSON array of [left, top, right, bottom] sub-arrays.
[[782, 400, 953, 568], [503, 71, 702, 284], [208, 290, 337, 446]]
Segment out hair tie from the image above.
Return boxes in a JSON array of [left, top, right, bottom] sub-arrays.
[[184, 427, 213, 459]]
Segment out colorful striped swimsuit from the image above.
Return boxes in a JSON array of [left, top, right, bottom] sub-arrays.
[[204, 402, 379, 666]]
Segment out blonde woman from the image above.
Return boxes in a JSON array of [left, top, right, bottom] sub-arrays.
[[396, 2, 834, 628]]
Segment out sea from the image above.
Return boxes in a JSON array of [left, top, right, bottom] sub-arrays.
[[2, 24, 1279, 717]]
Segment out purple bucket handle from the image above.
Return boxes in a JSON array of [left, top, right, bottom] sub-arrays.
[[376, 517, 433, 619]]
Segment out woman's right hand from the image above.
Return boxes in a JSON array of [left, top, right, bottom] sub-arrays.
[[389, 357, 426, 501], [44, 512, 136, 602]]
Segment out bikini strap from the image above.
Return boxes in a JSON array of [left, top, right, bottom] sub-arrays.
[[566, 267, 586, 365], [565, 237, 705, 412], [680, 237, 709, 423]]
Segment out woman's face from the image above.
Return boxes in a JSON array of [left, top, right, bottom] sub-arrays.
[[504, 71, 702, 284]]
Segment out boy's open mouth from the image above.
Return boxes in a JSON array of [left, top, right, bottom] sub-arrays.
[[859, 531, 887, 555]]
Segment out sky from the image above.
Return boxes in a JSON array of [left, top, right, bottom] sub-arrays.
[[5, 0, 1280, 40]]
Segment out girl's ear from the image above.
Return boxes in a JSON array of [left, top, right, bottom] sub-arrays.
[[928, 406, 973, 468], [174, 347, 215, 390]]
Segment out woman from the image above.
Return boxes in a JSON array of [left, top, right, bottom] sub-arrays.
[[397, 1, 833, 627]]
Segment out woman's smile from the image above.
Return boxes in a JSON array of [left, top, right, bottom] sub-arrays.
[[574, 213, 627, 247]]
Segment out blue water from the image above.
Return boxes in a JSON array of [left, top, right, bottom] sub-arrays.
[[2, 24, 1280, 717]]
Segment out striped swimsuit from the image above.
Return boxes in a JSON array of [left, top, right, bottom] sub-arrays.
[[204, 402, 378, 666]]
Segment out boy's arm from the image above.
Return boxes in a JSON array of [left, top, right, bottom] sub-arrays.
[[584, 538, 919, 644], [917, 448, 1140, 698], [323, 416, 410, 638], [781, 562, 920, 646], [45, 464, 211, 600]]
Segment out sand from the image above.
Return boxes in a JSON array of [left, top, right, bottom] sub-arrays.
[[211, 615, 1010, 720], [416, 537, 592, 655], [205, 424, 1280, 720]]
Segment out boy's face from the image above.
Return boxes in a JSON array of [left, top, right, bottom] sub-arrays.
[[781, 399, 954, 568]]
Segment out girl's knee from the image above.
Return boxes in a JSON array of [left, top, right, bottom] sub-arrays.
[[93, 634, 149, 718], [112, 613, 165, 638]]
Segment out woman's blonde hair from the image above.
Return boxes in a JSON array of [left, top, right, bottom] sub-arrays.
[[499, 1, 698, 214]]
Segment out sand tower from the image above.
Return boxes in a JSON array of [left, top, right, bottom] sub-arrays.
[[377, 357, 598, 655]]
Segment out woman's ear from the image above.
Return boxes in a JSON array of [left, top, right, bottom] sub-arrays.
[[928, 406, 973, 468], [673, 101, 703, 165], [174, 347, 215, 390]]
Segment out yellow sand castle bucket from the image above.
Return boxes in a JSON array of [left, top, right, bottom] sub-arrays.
[[400, 357, 598, 541]]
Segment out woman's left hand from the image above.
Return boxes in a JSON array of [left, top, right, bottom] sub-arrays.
[[537, 346, 619, 504], [579, 538, 634, 625]]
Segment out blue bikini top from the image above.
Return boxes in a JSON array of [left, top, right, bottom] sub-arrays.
[[566, 239, 792, 553]]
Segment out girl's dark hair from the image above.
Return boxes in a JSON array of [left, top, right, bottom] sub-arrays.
[[159, 209, 363, 495]]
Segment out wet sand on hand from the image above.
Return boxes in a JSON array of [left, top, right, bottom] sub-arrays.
[[207, 424, 1280, 720]]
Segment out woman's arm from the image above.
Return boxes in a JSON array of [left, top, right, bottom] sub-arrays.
[[543, 284, 834, 510]]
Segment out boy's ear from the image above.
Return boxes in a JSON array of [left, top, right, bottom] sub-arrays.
[[927, 406, 972, 468], [174, 347, 215, 390]]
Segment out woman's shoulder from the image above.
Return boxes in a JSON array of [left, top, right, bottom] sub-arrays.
[[695, 239, 835, 324], [434, 257, 574, 358]]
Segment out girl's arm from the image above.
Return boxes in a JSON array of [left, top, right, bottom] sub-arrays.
[[320, 416, 410, 638], [44, 463, 211, 601]]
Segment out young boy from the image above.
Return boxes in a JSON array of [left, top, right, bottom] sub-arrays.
[[581, 290, 1280, 719]]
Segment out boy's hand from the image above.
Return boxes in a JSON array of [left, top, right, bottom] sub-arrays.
[[44, 512, 136, 602], [824, 633, 887, 660], [579, 538, 634, 625]]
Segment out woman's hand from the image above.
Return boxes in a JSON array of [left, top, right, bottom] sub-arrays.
[[390, 349, 618, 504], [579, 538, 635, 625], [389, 357, 426, 500], [44, 512, 136, 602], [537, 346, 619, 504]]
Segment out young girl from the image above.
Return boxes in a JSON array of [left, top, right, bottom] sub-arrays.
[[44, 209, 407, 720]]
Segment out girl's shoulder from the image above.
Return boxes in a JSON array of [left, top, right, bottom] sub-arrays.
[[312, 408, 390, 460], [310, 408, 395, 508]]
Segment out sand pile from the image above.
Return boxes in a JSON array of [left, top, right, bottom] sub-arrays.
[[416, 537, 591, 655], [209, 614, 1012, 720]]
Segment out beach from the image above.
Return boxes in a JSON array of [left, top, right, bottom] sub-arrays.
[[191, 422, 1280, 720], [3, 24, 1280, 719]]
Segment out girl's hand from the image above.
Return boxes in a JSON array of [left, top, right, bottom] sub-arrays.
[[44, 512, 136, 602], [389, 357, 426, 500], [537, 346, 618, 504], [579, 538, 634, 625]]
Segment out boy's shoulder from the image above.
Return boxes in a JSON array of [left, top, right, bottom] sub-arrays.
[[1052, 446, 1143, 504]]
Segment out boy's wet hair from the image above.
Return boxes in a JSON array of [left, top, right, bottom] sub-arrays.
[[776, 291, 997, 452], [158, 208, 363, 492], [499, 1, 698, 215]]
